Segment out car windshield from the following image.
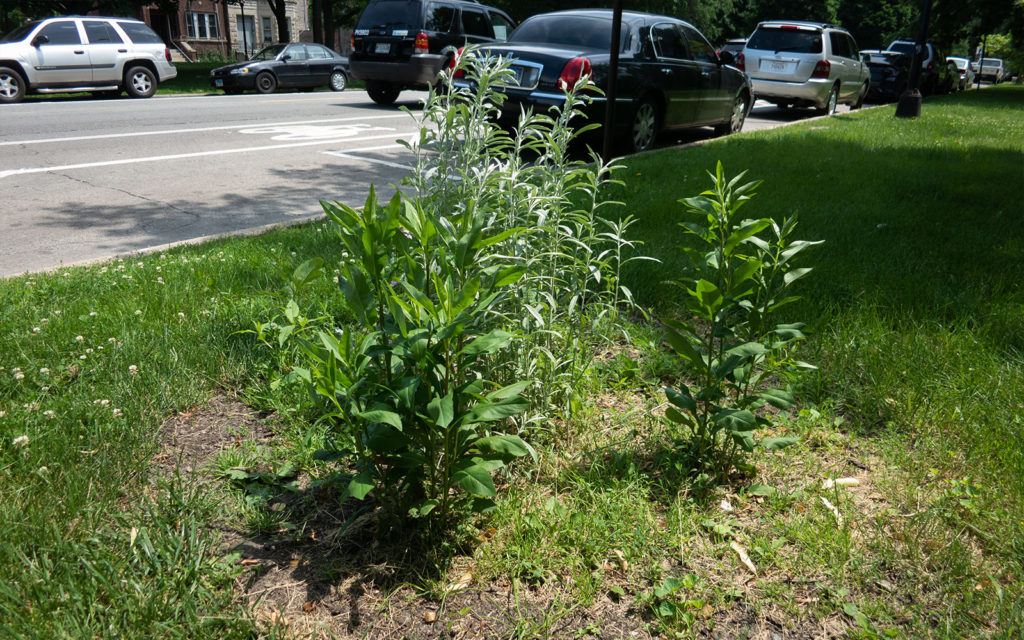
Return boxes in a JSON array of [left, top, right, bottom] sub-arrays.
[[509, 15, 628, 51], [357, 0, 421, 30], [888, 42, 918, 56], [251, 44, 287, 60], [747, 28, 822, 53], [0, 20, 40, 43], [864, 52, 905, 64], [949, 58, 968, 69], [982, 59, 1001, 67]]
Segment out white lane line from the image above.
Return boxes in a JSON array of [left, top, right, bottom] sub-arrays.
[[323, 145, 414, 171], [0, 114, 414, 147], [0, 132, 422, 179]]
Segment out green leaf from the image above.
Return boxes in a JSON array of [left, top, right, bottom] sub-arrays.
[[469, 497, 498, 513], [365, 423, 411, 453], [746, 483, 778, 497], [345, 470, 374, 500], [665, 327, 702, 364], [357, 410, 403, 430], [224, 467, 255, 481], [469, 396, 529, 422], [730, 430, 757, 452], [291, 258, 324, 289], [452, 461, 497, 497], [427, 393, 454, 429], [759, 437, 798, 451], [460, 330, 513, 356], [665, 387, 697, 413], [783, 267, 813, 286], [475, 435, 535, 462], [492, 265, 527, 287], [665, 406, 695, 427], [759, 388, 795, 409], [694, 279, 723, 311]]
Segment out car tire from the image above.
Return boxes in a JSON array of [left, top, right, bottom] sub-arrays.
[[124, 66, 157, 99], [329, 70, 347, 92], [255, 72, 277, 94], [367, 81, 400, 105], [629, 98, 660, 153], [714, 91, 749, 136], [851, 82, 867, 110], [818, 85, 838, 116], [0, 66, 26, 104]]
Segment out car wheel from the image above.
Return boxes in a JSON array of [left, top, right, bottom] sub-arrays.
[[329, 70, 347, 92], [714, 91, 749, 136], [818, 85, 838, 115], [367, 81, 400, 105], [0, 66, 25, 104], [124, 66, 156, 99], [630, 98, 660, 153], [851, 82, 868, 110], [255, 72, 277, 94]]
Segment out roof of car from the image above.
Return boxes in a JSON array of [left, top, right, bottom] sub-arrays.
[[756, 20, 839, 31]]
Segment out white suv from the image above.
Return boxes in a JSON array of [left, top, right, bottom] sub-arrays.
[[0, 16, 177, 104], [739, 21, 869, 114]]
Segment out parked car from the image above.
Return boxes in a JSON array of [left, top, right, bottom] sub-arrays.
[[454, 10, 752, 153], [739, 21, 870, 114], [210, 43, 350, 94], [0, 15, 176, 104], [885, 40, 955, 94], [978, 57, 1005, 83], [349, 0, 515, 105], [947, 56, 975, 90], [861, 49, 911, 102], [718, 38, 746, 58]]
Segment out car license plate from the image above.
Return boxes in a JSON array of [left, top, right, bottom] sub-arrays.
[[768, 60, 789, 73], [215, 78, 223, 87], [375, 42, 390, 54]]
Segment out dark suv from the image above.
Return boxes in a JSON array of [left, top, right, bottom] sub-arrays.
[[349, 0, 515, 105], [886, 40, 955, 95]]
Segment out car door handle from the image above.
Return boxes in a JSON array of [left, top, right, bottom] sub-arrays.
[[74, 50, 85, 54], [118, 49, 127, 53], [661, 68, 672, 75]]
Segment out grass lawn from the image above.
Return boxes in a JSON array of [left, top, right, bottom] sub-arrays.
[[0, 85, 1021, 638]]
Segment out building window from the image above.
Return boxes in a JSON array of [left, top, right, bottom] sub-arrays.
[[185, 12, 219, 40], [262, 17, 272, 41]]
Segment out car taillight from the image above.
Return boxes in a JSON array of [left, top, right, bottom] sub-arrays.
[[448, 47, 465, 78], [164, 47, 171, 63], [558, 57, 592, 91], [350, 33, 355, 51], [926, 60, 933, 72], [811, 59, 830, 79], [736, 52, 745, 72], [415, 32, 428, 54]]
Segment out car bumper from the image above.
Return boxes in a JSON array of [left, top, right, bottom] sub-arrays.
[[454, 80, 614, 129], [157, 61, 178, 82], [210, 73, 256, 91], [349, 54, 445, 87], [749, 77, 833, 106]]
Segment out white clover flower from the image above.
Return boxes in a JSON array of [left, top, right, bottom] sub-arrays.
[[75, 335, 84, 342], [38, 466, 48, 474], [128, 365, 138, 375], [43, 410, 55, 419], [40, 386, 49, 392], [39, 367, 49, 375], [177, 312, 185, 319], [291, 252, 297, 257], [0, 410, 6, 418], [137, 262, 144, 267], [89, 311, 97, 317], [13, 435, 29, 447], [62, 272, 69, 277], [100, 267, 108, 274], [32, 327, 40, 334], [86, 348, 93, 354], [40, 318, 48, 325], [53, 310, 61, 316], [97, 346, 104, 351], [14, 371, 24, 380], [156, 277, 164, 284], [23, 402, 39, 411], [134, 310, 142, 316], [79, 355, 87, 360], [108, 337, 116, 343], [155, 266, 162, 272], [112, 408, 123, 418]]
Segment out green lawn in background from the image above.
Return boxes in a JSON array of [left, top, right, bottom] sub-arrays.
[[0, 85, 1021, 637]]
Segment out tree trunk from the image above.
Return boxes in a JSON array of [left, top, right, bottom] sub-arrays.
[[267, 0, 290, 43], [323, 0, 336, 50], [311, 0, 323, 44]]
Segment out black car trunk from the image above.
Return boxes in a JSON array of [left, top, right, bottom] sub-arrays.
[[353, 0, 420, 60]]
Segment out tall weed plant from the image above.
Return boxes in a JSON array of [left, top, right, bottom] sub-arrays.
[[258, 50, 646, 533], [663, 164, 820, 485]]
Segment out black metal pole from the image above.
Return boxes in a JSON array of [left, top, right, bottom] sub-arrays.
[[601, 0, 624, 164], [240, 1, 249, 58], [895, 0, 933, 118], [977, 35, 987, 90]]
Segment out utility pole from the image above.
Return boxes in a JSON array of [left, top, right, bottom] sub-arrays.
[[895, 0, 933, 118], [602, 0, 624, 164]]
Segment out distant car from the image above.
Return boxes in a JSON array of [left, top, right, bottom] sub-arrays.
[[454, 9, 753, 153], [349, 0, 516, 105], [210, 43, 350, 94], [0, 15, 177, 104], [719, 38, 746, 58], [947, 56, 975, 90], [978, 57, 1005, 83], [886, 40, 954, 94], [861, 49, 911, 102], [739, 21, 870, 114]]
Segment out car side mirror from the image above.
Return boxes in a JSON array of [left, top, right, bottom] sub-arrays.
[[281, 54, 291, 61], [718, 50, 735, 66], [32, 34, 49, 47]]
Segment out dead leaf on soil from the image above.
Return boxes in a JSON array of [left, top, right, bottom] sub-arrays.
[[423, 610, 437, 623], [303, 601, 316, 612]]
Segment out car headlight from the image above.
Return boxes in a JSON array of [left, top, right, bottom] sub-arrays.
[[230, 67, 251, 75]]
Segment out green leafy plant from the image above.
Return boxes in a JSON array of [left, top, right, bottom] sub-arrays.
[[637, 574, 704, 634], [662, 163, 821, 483]]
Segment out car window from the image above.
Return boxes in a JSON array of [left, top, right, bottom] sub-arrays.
[[356, 0, 421, 30], [1, 21, 41, 43], [845, 34, 859, 57], [307, 44, 333, 59], [888, 41, 916, 56], [509, 15, 626, 51], [461, 9, 492, 38], [425, 3, 456, 31], [38, 21, 82, 45], [489, 11, 514, 41], [651, 23, 687, 60], [681, 24, 717, 64], [828, 32, 850, 58], [117, 21, 163, 44], [286, 44, 309, 60], [83, 20, 123, 44], [747, 27, 821, 54]]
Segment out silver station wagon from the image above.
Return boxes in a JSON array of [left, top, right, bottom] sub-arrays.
[[0, 16, 177, 104], [739, 21, 869, 114]]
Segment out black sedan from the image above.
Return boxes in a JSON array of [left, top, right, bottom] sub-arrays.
[[210, 43, 350, 94], [453, 10, 752, 153], [862, 50, 911, 102]]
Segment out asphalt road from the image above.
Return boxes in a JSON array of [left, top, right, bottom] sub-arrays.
[[0, 90, 851, 278]]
